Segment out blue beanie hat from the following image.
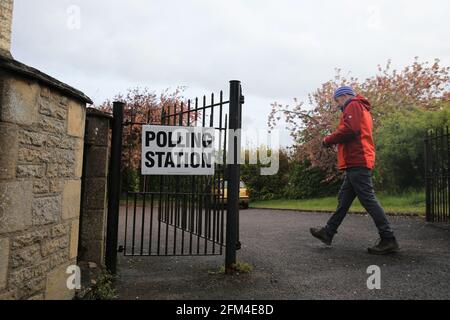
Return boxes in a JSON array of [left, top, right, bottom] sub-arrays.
[[333, 86, 356, 100]]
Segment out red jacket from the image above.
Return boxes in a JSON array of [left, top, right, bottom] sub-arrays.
[[324, 95, 376, 170]]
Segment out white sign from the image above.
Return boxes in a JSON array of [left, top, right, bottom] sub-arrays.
[[141, 125, 215, 176]]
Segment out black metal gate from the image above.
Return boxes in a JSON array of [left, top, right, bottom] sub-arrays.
[[105, 81, 243, 273], [425, 126, 449, 223]]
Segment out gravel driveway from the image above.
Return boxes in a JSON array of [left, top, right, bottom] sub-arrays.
[[116, 209, 450, 300]]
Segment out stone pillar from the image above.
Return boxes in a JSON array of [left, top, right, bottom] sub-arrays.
[[78, 108, 111, 266], [0, 0, 14, 57]]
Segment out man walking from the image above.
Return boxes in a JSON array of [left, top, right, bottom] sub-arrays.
[[310, 86, 400, 255]]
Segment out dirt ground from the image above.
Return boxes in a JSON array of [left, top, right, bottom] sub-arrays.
[[116, 209, 450, 300]]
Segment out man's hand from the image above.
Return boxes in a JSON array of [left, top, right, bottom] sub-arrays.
[[322, 138, 332, 148]]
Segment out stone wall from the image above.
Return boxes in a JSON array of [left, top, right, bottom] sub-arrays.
[[0, 68, 88, 300]]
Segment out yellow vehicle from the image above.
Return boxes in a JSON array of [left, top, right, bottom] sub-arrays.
[[215, 180, 250, 209]]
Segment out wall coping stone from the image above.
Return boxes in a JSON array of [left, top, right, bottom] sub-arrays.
[[86, 107, 113, 120]]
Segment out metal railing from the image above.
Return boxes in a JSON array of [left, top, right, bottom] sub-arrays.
[[425, 126, 449, 223]]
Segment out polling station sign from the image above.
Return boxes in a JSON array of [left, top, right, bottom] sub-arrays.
[[141, 125, 215, 175]]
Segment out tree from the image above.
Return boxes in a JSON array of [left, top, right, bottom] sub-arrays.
[[268, 58, 450, 184], [97, 87, 198, 170], [96, 87, 200, 192]]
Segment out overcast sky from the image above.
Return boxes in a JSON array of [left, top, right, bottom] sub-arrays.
[[11, 0, 450, 146]]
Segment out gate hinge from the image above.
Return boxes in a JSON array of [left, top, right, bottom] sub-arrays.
[[240, 95, 245, 104], [117, 245, 124, 253]]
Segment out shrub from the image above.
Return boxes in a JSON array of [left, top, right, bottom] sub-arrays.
[[241, 150, 340, 200], [374, 105, 450, 192], [240, 149, 290, 200], [121, 167, 140, 193], [283, 160, 340, 199]]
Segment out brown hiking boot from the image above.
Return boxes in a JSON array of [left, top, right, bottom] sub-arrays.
[[310, 227, 333, 246], [368, 238, 400, 255]]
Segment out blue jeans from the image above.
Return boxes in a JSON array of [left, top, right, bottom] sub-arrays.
[[325, 167, 395, 239]]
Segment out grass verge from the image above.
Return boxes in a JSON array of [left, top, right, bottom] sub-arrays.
[[250, 191, 425, 216]]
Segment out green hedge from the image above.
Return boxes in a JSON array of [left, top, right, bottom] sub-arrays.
[[374, 106, 450, 193], [241, 152, 339, 201], [283, 160, 340, 199]]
